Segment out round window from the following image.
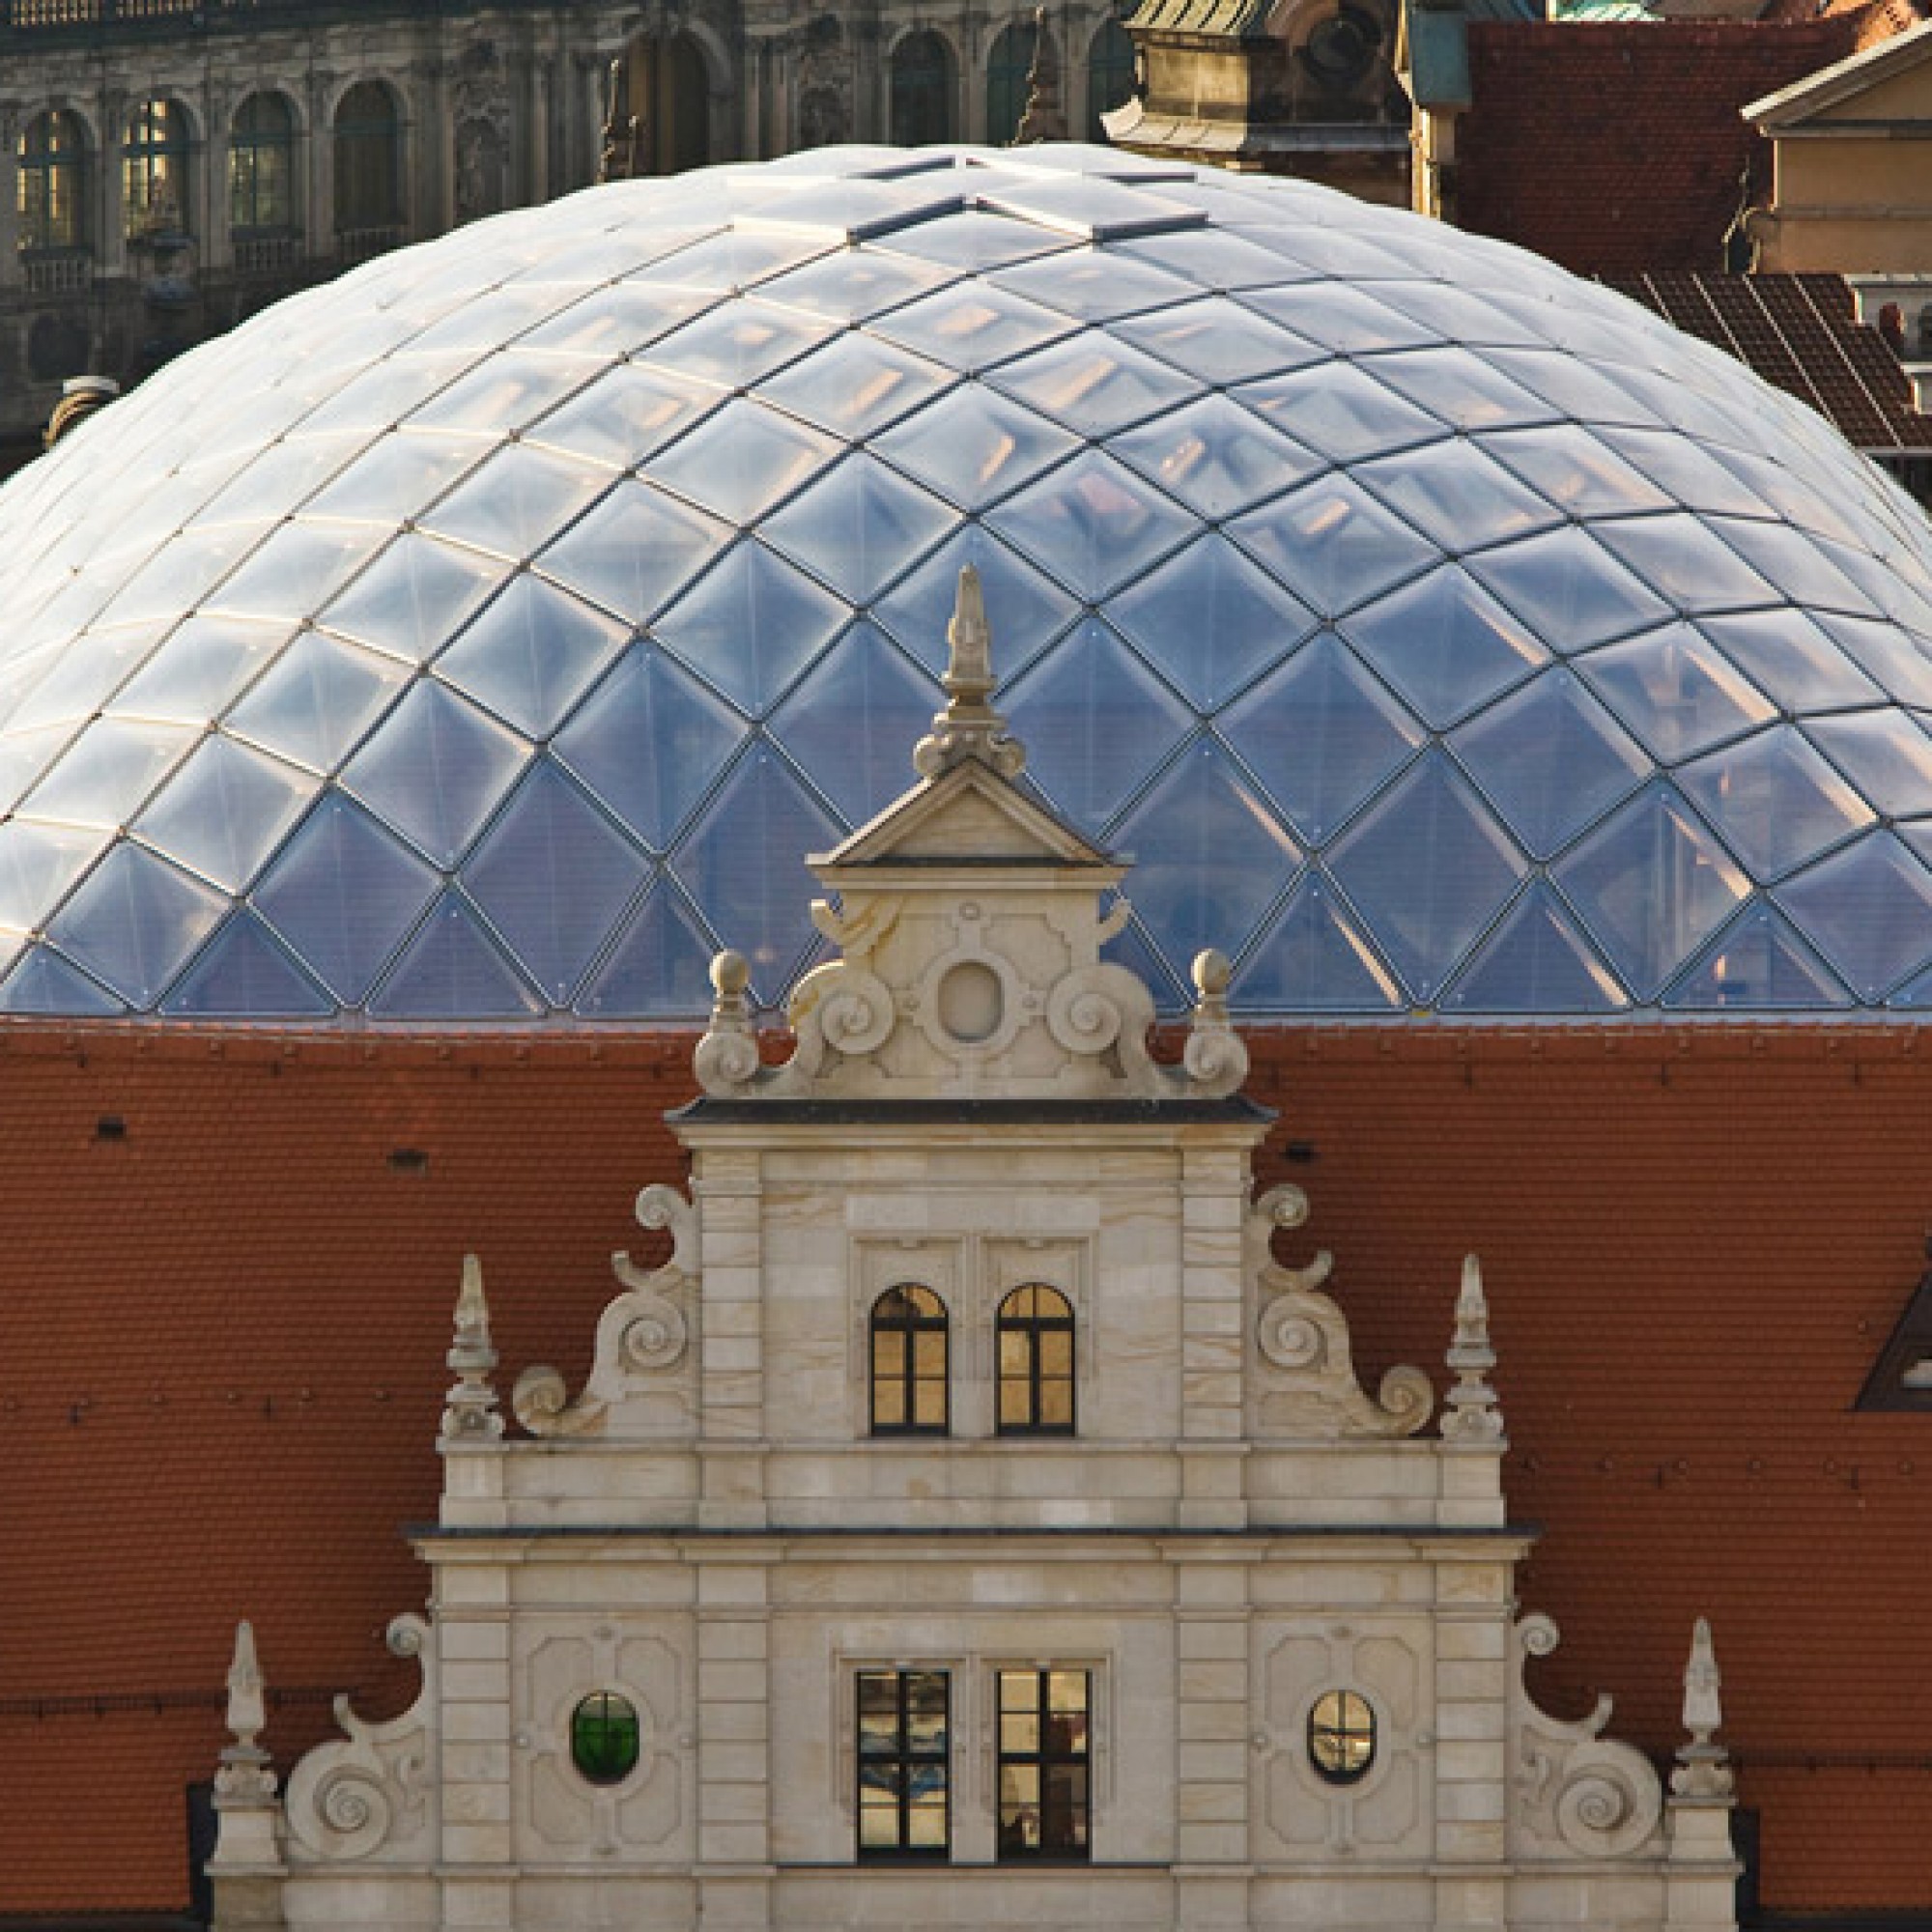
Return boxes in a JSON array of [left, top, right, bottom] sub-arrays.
[[571, 1690, 641, 1785], [1304, 8, 1377, 83], [1308, 1689, 1376, 1784]]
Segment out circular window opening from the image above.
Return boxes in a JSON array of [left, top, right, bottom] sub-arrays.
[[571, 1690, 642, 1785], [1308, 1689, 1375, 1784], [1304, 9, 1377, 84]]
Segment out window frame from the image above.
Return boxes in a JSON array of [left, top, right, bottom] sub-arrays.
[[569, 1689, 642, 1786], [1307, 1688, 1377, 1785], [995, 1666, 1091, 1862], [17, 109, 90, 256], [332, 79, 404, 235], [855, 1667, 951, 1861], [995, 1283, 1075, 1436], [228, 91, 298, 237], [868, 1283, 950, 1436], [123, 97, 191, 241]]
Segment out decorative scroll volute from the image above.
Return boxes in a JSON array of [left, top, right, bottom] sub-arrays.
[[513, 1183, 697, 1438], [283, 1615, 436, 1866], [1248, 1184, 1433, 1438]]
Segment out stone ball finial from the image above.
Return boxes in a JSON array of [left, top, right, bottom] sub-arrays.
[[1193, 949, 1232, 999], [711, 950, 751, 998]]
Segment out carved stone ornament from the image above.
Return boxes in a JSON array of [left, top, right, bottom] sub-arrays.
[[1671, 1617, 1735, 1803], [1510, 1612, 1665, 1861], [514, 1184, 697, 1436], [283, 1615, 436, 1865], [440, 1252, 503, 1443], [1440, 1254, 1505, 1445], [213, 1619, 278, 1810], [1249, 1185, 1433, 1437]]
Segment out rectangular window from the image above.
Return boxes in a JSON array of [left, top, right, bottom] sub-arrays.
[[857, 1669, 949, 1860], [996, 1668, 1090, 1861]]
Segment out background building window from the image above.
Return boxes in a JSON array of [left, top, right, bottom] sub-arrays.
[[890, 31, 957, 146], [17, 110, 88, 254], [996, 1284, 1074, 1434], [997, 1668, 1090, 1860], [1307, 1689, 1376, 1783], [1086, 12, 1137, 139], [229, 93, 297, 235], [985, 19, 1038, 145], [570, 1690, 641, 1785], [857, 1669, 950, 1859], [333, 81, 403, 236], [869, 1284, 949, 1435], [124, 99, 190, 239], [617, 33, 712, 176]]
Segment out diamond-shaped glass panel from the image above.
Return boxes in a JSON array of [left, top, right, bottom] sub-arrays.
[[465, 761, 645, 1002], [369, 891, 544, 1018], [407, 352, 602, 438], [0, 944, 125, 1015], [1483, 424, 1674, 520], [204, 521, 389, 625], [107, 617, 292, 727], [1556, 781, 1750, 997], [302, 432, 487, 526], [6, 624, 168, 732], [1438, 880, 1628, 1013], [1776, 831, 1932, 999], [554, 646, 746, 851], [755, 246, 954, 325], [1110, 533, 1317, 711], [643, 398, 842, 525], [670, 748, 840, 998], [226, 630, 412, 774], [1008, 622, 1193, 832], [1222, 630, 1425, 844], [1450, 667, 1649, 858], [532, 478, 733, 627], [1353, 441, 1563, 554], [133, 735, 322, 893], [317, 532, 504, 665], [987, 331, 1203, 438], [1703, 515, 1882, 620], [1595, 514, 1780, 616], [514, 283, 714, 359], [1698, 611, 1882, 715], [252, 794, 440, 1004], [576, 878, 719, 1017], [1818, 614, 1932, 710], [769, 623, 937, 825], [870, 383, 1082, 512], [0, 817, 111, 929], [43, 842, 225, 1007], [523, 362, 721, 472], [1664, 902, 1851, 1010], [987, 449, 1196, 602], [1599, 427, 1773, 521], [1108, 739, 1301, 971], [1679, 724, 1874, 881], [639, 298, 835, 387], [18, 718, 198, 830], [1233, 869, 1402, 1012], [870, 280, 1079, 372], [1465, 526, 1673, 651], [1808, 710, 1932, 819], [1327, 751, 1526, 1002], [876, 210, 1074, 273], [1111, 297, 1321, 384], [1364, 347, 1560, 433], [1237, 283, 1438, 355], [417, 444, 611, 562], [1231, 475, 1438, 620], [1578, 623, 1778, 763], [160, 911, 334, 1017], [1339, 565, 1548, 731], [341, 678, 528, 866], [653, 540, 847, 715], [758, 330, 956, 439], [758, 456, 955, 604], [1235, 362, 1447, 465], [1112, 394, 1323, 524]]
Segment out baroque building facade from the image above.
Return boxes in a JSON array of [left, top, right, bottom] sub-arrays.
[[0, 0, 1137, 468], [204, 576, 1740, 1931]]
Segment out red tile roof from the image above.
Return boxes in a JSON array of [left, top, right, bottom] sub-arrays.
[[1457, 19, 1861, 275], [4, 1022, 1932, 1910]]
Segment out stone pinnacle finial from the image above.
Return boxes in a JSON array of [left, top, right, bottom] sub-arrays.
[[1441, 1254, 1505, 1445], [1012, 9, 1068, 145], [213, 1620, 278, 1808], [440, 1253, 503, 1442], [1671, 1618, 1735, 1802], [913, 567, 1027, 781]]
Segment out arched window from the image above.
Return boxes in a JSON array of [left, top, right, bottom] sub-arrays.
[[17, 110, 89, 255], [124, 98, 190, 240], [1086, 13, 1137, 139], [333, 81, 403, 241], [985, 20, 1037, 146], [996, 1285, 1074, 1435], [891, 31, 956, 146], [229, 93, 297, 235], [870, 1285, 949, 1435], [618, 33, 712, 175], [1308, 1689, 1376, 1783]]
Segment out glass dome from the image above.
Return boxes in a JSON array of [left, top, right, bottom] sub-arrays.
[[3, 145, 1932, 1021]]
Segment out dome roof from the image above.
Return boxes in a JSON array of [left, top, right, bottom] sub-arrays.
[[4, 146, 1932, 1022]]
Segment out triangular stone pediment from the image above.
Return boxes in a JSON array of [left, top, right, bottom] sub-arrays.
[[818, 758, 1113, 872], [1745, 16, 1932, 129]]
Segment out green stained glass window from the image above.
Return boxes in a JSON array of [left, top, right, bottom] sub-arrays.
[[571, 1690, 641, 1785]]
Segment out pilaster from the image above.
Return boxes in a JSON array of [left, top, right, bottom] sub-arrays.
[[1174, 1557, 1251, 1867], [696, 1553, 776, 1920], [1432, 1566, 1511, 1929], [1179, 1146, 1249, 1529], [696, 1149, 768, 1527]]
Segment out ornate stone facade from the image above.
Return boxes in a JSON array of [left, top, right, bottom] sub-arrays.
[[207, 575, 1739, 1930]]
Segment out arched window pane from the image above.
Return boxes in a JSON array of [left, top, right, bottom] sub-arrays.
[[996, 1284, 1074, 1435], [230, 93, 297, 235], [986, 21, 1037, 146], [1308, 1690, 1376, 1783], [870, 1284, 948, 1435], [125, 99, 190, 240], [570, 1690, 641, 1785], [622, 33, 711, 175], [334, 81, 403, 241], [891, 31, 956, 146], [18, 111, 89, 254], [1086, 14, 1136, 139]]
